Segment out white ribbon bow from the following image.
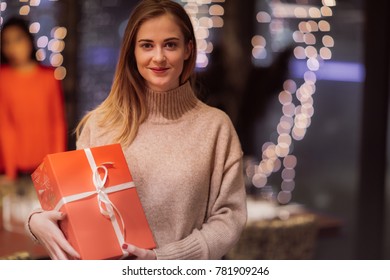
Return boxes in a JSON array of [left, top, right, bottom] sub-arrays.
[[53, 148, 134, 258]]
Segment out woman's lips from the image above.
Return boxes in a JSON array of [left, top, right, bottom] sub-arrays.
[[150, 67, 169, 74]]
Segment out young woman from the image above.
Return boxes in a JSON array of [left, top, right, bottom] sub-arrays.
[[0, 17, 67, 182], [28, 0, 247, 260]]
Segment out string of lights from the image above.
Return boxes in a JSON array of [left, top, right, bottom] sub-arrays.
[[249, 0, 336, 205], [181, 0, 225, 68]]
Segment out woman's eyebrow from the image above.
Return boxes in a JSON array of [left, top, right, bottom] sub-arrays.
[[163, 37, 180, 41], [137, 37, 180, 43]]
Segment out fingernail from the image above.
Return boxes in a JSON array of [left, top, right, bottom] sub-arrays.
[[122, 244, 128, 250]]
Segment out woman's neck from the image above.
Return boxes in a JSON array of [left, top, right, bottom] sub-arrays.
[[145, 81, 199, 123], [11, 60, 38, 73]]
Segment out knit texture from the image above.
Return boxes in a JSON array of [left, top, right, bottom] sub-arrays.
[[77, 82, 247, 259]]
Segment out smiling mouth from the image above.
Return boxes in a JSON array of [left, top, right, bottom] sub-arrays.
[[150, 67, 169, 73]]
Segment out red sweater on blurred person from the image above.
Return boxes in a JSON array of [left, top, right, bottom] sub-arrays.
[[0, 64, 67, 180]]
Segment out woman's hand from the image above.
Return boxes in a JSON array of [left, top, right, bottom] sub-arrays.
[[29, 210, 80, 260], [122, 243, 156, 260]]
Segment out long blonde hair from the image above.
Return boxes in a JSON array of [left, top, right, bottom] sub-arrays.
[[76, 0, 197, 146]]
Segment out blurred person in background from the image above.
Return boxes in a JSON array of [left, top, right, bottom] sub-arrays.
[[0, 16, 67, 186]]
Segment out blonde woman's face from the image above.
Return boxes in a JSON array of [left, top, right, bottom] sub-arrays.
[[134, 14, 192, 92]]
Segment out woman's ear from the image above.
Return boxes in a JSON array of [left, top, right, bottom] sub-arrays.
[[184, 40, 193, 60]]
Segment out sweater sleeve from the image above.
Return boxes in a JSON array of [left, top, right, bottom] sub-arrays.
[[155, 119, 248, 260]]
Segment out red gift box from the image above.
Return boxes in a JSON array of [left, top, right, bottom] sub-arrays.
[[31, 143, 156, 259]]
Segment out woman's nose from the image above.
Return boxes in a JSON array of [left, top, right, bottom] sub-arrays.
[[153, 48, 166, 63]]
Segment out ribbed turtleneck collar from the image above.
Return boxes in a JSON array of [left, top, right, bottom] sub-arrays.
[[145, 82, 199, 123]]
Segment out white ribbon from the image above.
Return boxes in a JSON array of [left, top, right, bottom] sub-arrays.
[[54, 148, 133, 258]]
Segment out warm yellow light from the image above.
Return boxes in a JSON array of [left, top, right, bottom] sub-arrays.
[[307, 20, 318, 32], [283, 79, 297, 93], [304, 33, 316, 45], [199, 17, 213, 28], [262, 142, 274, 153], [305, 46, 317, 58], [196, 53, 209, 68], [196, 0, 212, 4], [197, 39, 208, 51], [257, 161, 271, 176], [295, 113, 311, 129], [304, 71, 317, 83], [252, 173, 267, 188], [307, 57, 320, 71], [54, 66, 67, 80], [283, 155, 297, 169], [278, 133, 292, 146], [281, 168, 295, 181], [301, 103, 315, 117], [251, 35, 266, 47], [319, 20, 331, 31], [205, 42, 213, 53], [264, 146, 277, 159], [272, 158, 282, 172], [322, 0, 336, 7], [37, 36, 48, 48], [256, 11, 271, 23], [209, 4, 224, 16], [30, 0, 41, 6], [184, 3, 198, 15], [19, 5, 30, 15], [293, 31, 304, 43], [294, 46, 306, 59], [309, 7, 321, 18], [190, 16, 199, 30], [277, 123, 291, 135], [294, 7, 307, 18], [279, 91, 293, 105], [53, 27, 68, 39], [35, 49, 46, 61], [322, 35, 334, 47], [211, 16, 224, 28], [298, 21, 309, 33], [50, 53, 63, 67], [280, 115, 294, 127], [275, 143, 289, 158], [282, 103, 296, 117], [252, 46, 267, 59], [281, 180, 295, 192], [292, 126, 307, 140], [277, 191, 292, 205], [321, 6, 333, 16], [320, 47, 332, 59], [29, 22, 41, 33]]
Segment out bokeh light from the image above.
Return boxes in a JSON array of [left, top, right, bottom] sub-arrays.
[[19, 5, 30, 15], [29, 22, 41, 33], [248, 0, 337, 204], [184, 0, 226, 68]]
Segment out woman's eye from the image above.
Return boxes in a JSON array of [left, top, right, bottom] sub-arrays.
[[141, 43, 153, 49], [165, 42, 177, 49]]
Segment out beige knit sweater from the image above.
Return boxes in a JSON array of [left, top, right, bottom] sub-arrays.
[[76, 82, 247, 259]]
